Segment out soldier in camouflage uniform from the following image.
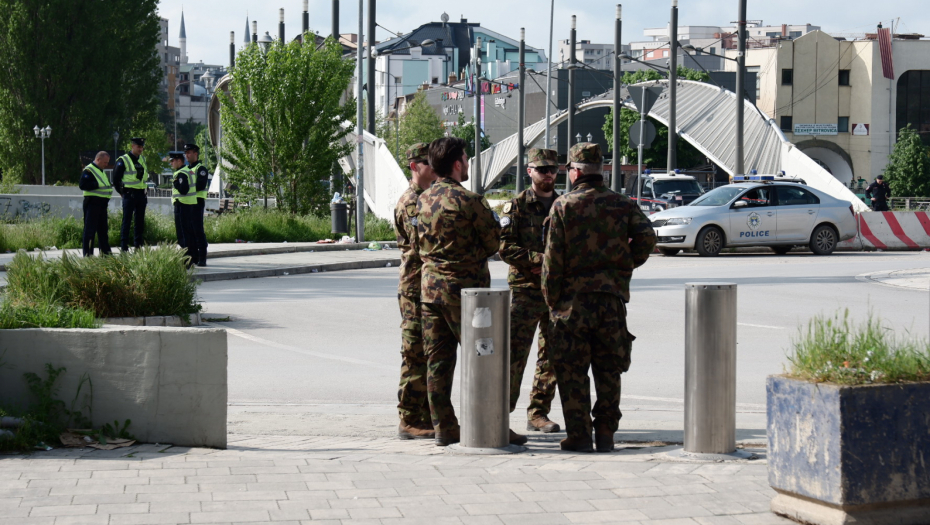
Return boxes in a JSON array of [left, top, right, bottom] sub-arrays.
[[417, 137, 519, 447], [542, 143, 656, 453], [393, 143, 437, 440], [499, 148, 561, 434]]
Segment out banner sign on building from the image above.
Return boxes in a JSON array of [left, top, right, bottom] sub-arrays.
[[852, 123, 870, 136], [794, 124, 837, 136]]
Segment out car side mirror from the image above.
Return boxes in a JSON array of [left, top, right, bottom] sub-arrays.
[[733, 200, 748, 209]]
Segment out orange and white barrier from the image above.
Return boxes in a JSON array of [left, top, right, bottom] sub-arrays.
[[839, 211, 930, 250]]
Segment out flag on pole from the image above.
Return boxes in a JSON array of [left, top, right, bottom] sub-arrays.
[[878, 25, 894, 80]]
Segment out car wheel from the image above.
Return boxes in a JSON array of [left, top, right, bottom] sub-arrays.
[[659, 248, 680, 257], [772, 246, 792, 255], [809, 225, 837, 255], [695, 226, 724, 257]]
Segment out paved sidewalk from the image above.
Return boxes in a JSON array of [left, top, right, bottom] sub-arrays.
[[0, 435, 786, 525], [0, 242, 400, 286], [857, 266, 930, 291]]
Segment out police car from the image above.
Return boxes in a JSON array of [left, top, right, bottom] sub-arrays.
[[649, 175, 858, 257], [626, 170, 705, 213]]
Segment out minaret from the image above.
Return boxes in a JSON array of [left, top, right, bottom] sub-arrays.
[[243, 14, 251, 44], [179, 9, 188, 64]]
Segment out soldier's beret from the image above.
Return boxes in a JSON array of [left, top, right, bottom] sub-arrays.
[[183, 143, 200, 153], [569, 142, 602, 167], [527, 148, 558, 168], [168, 151, 185, 160], [406, 142, 430, 162], [131, 137, 146, 147], [876, 174, 884, 180]]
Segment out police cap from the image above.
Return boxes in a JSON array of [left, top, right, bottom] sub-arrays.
[[183, 143, 200, 153], [130, 137, 146, 147], [168, 151, 185, 161]]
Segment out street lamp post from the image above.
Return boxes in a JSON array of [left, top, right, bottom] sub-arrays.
[[173, 80, 191, 150], [474, 37, 483, 194], [613, 4, 623, 192], [112, 131, 119, 182], [376, 69, 401, 158], [33, 125, 51, 185], [567, 15, 577, 191], [668, 0, 679, 172]]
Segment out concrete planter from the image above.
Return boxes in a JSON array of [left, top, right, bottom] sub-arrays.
[[0, 326, 227, 448], [767, 375, 930, 525], [103, 313, 202, 327]]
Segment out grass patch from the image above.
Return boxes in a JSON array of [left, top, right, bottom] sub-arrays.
[[0, 302, 99, 329], [4, 246, 200, 319], [787, 309, 930, 385], [1, 210, 394, 252]]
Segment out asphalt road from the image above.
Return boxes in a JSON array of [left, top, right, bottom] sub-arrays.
[[198, 251, 930, 442]]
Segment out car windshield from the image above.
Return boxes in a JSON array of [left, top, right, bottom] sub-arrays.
[[689, 186, 744, 207], [653, 179, 704, 195]]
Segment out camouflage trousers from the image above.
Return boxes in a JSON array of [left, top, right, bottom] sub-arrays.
[[397, 294, 430, 426], [548, 292, 632, 440], [509, 288, 557, 420], [421, 302, 462, 432]]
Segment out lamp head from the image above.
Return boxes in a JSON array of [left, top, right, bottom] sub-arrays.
[[33, 125, 40, 137], [420, 39, 435, 47]]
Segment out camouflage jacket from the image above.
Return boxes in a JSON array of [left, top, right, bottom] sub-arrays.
[[542, 175, 656, 320], [417, 177, 501, 306], [499, 188, 550, 290], [394, 180, 424, 297]]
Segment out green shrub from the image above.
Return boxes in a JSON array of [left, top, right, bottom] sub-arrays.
[[4, 246, 200, 319], [788, 310, 930, 385], [0, 301, 99, 329]]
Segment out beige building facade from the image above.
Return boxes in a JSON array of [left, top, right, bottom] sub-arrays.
[[729, 30, 930, 186]]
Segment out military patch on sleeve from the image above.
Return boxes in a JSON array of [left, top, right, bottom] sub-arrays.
[[502, 202, 513, 214], [500, 216, 512, 227], [405, 204, 417, 217]]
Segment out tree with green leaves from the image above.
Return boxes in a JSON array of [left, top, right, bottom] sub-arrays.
[[125, 111, 172, 180], [380, 91, 446, 175], [0, 0, 161, 185], [219, 37, 355, 215], [195, 127, 217, 174], [884, 125, 930, 197], [449, 113, 492, 158], [602, 67, 711, 169]]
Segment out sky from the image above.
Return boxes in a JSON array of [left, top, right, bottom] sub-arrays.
[[159, 0, 927, 67]]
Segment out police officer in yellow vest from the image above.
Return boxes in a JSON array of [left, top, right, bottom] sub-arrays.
[[78, 151, 114, 257], [184, 143, 210, 266], [169, 151, 200, 266], [113, 137, 148, 251]]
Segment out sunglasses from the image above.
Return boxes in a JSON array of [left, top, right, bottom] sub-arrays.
[[533, 166, 557, 175]]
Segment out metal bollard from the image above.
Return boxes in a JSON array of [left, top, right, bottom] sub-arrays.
[[684, 283, 738, 455], [452, 288, 524, 454]]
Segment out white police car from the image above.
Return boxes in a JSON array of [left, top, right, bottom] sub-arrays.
[[649, 176, 858, 257]]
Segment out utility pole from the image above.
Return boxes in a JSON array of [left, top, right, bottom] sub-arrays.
[[517, 28, 526, 194], [668, 0, 678, 172], [355, 0, 365, 242], [474, 37, 483, 194], [735, 0, 747, 175], [366, 0, 376, 134], [566, 15, 576, 191], [612, 5, 622, 192], [544, 0, 554, 149]]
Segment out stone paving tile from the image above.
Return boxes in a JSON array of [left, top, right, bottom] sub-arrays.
[[30, 504, 97, 517], [462, 501, 545, 516], [189, 510, 270, 523], [53, 515, 111, 525], [0, 516, 55, 524], [500, 513, 573, 525], [147, 501, 202, 513], [590, 496, 674, 511], [275, 498, 332, 511], [96, 503, 149, 514], [394, 503, 468, 518], [640, 505, 715, 519], [562, 509, 649, 523]]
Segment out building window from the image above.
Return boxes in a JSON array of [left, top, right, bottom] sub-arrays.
[[647, 51, 654, 58], [710, 47, 716, 55], [782, 69, 793, 85], [789, 31, 802, 39], [895, 70, 930, 146], [780, 116, 793, 131], [838, 117, 849, 133], [838, 70, 850, 86], [662, 50, 669, 57]]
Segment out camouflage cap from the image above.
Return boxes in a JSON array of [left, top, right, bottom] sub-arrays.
[[406, 142, 430, 162], [527, 148, 558, 167], [569, 142, 603, 167]]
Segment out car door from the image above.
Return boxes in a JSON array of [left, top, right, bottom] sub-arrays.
[[774, 185, 820, 241], [728, 187, 776, 244]]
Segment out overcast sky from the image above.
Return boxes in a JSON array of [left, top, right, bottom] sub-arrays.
[[158, 0, 927, 67]]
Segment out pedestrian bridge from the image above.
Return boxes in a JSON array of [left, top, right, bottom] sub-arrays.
[[326, 80, 872, 220]]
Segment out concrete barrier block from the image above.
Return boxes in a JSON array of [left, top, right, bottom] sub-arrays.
[[164, 316, 183, 327], [0, 327, 227, 448], [104, 317, 145, 326], [145, 316, 167, 327]]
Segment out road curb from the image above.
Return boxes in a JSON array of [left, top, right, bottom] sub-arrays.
[[196, 257, 401, 282], [205, 241, 398, 260]]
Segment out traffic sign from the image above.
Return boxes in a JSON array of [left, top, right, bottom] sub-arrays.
[[629, 119, 657, 149], [627, 85, 664, 116]]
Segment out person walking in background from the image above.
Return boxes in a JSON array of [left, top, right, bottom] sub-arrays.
[[184, 143, 210, 266], [416, 137, 514, 447], [866, 174, 891, 211], [113, 137, 148, 252], [499, 148, 562, 434], [78, 152, 114, 257], [543, 143, 656, 453], [393, 143, 437, 441]]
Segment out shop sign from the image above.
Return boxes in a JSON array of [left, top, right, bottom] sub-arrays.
[[852, 123, 870, 136], [794, 124, 837, 136]]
